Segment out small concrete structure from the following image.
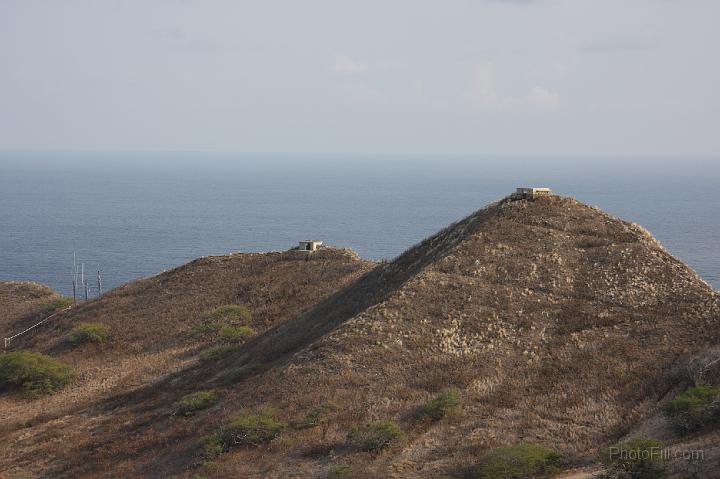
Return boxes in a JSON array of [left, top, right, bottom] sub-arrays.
[[513, 187, 553, 199], [298, 240, 323, 252]]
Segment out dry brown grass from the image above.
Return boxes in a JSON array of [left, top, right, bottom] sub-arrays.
[[0, 281, 61, 335], [0, 249, 373, 477], [1, 196, 719, 478]]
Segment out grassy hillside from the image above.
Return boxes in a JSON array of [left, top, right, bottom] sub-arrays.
[[1, 196, 718, 478], [0, 281, 63, 335], [0, 249, 373, 477]]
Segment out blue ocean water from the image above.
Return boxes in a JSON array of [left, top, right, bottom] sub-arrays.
[[1, 153, 718, 296]]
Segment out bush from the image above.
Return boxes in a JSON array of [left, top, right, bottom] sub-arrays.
[[69, 322, 110, 346], [663, 385, 720, 434], [190, 322, 223, 337], [190, 323, 256, 341], [476, 443, 562, 479], [0, 350, 75, 396], [199, 344, 243, 361], [203, 304, 251, 322], [173, 390, 217, 416], [218, 325, 257, 342], [44, 297, 73, 311], [598, 438, 666, 479], [328, 464, 352, 478], [347, 421, 403, 452], [296, 402, 338, 429], [415, 389, 460, 421], [203, 411, 284, 457], [191, 304, 256, 344]]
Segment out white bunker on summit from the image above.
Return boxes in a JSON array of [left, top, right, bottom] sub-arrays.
[[298, 240, 323, 252], [513, 187, 554, 200]]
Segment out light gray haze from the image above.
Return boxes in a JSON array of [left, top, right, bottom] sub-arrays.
[[1, 0, 719, 155]]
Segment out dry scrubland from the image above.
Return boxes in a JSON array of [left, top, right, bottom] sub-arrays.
[[0, 282, 62, 333], [0, 195, 719, 478]]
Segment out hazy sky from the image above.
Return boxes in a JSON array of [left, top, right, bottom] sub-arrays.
[[1, 0, 719, 156]]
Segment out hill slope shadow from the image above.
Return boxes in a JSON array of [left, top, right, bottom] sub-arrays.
[[209, 198, 505, 384], [105, 198, 504, 403]]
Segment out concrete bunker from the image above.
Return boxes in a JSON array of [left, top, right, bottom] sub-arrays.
[[513, 187, 553, 199], [298, 240, 323, 252]]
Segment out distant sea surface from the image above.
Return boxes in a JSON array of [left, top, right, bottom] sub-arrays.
[[1, 153, 719, 296]]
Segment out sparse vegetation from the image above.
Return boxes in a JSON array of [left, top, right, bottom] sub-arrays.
[[44, 297, 73, 311], [190, 321, 223, 336], [199, 344, 243, 361], [191, 304, 256, 345], [663, 385, 720, 434], [597, 438, 666, 479], [0, 350, 74, 396], [203, 411, 284, 457], [173, 390, 217, 416], [218, 325, 257, 341], [3, 197, 720, 478], [327, 463, 352, 478], [69, 322, 110, 346], [475, 443, 562, 479], [415, 389, 460, 421], [296, 401, 337, 429], [191, 323, 256, 341], [347, 421, 403, 452], [203, 304, 251, 322]]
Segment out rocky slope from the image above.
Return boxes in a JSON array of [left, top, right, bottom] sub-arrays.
[[1, 194, 718, 478]]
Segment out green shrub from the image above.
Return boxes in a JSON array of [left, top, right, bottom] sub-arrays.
[[0, 350, 75, 396], [190, 324, 256, 341], [69, 322, 110, 345], [203, 411, 284, 457], [174, 390, 217, 416], [45, 297, 73, 311], [199, 344, 243, 361], [203, 304, 251, 322], [598, 438, 667, 479], [328, 464, 352, 478], [218, 325, 257, 342], [191, 304, 256, 344], [296, 402, 338, 429], [347, 421, 403, 452], [663, 385, 720, 434], [190, 322, 223, 337], [415, 389, 460, 421], [475, 443, 562, 479]]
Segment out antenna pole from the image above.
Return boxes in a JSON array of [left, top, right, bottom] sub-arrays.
[[72, 252, 77, 302]]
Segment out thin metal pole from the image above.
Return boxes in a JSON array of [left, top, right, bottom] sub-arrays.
[[72, 252, 77, 302]]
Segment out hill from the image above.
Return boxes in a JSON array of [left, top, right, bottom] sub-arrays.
[[0, 281, 62, 333], [0, 249, 373, 477], [1, 195, 718, 478]]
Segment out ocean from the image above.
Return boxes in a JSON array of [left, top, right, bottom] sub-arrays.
[[1, 153, 719, 296]]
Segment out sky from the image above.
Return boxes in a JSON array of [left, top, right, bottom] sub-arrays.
[[0, 0, 719, 156]]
